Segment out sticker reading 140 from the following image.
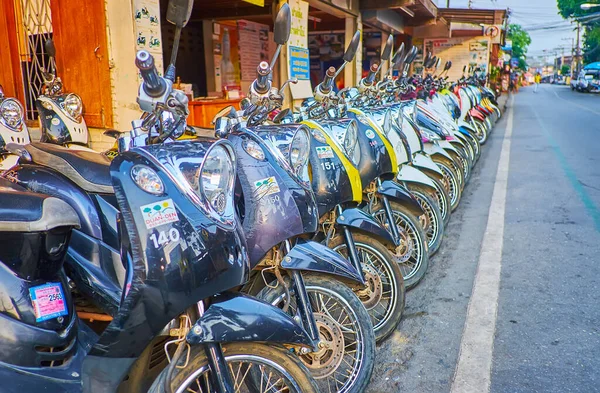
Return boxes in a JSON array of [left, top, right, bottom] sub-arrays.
[[140, 199, 179, 229], [29, 283, 68, 322], [316, 146, 334, 159], [253, 176, 280, 199]]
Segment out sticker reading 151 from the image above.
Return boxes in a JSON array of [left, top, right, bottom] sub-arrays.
[[140, 199, 179, 229], [29, 283, 68, 322]]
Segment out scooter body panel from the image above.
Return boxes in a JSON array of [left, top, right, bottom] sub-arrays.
[[36, 96, 89, 146], [397, 164, 437, 191], [412, 152, 444, 177], [378, 179, 424, 216]]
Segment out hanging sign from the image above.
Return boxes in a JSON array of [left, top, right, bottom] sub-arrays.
[[287, 0, 312, 99]]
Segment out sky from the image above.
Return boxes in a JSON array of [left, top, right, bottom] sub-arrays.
[[435, 0, 579, 60]]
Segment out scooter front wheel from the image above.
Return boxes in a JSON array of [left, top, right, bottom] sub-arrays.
[[328, 233, 405, 342], [369, 201, 430, 290], [405, 186, 445, 256], [150, 342, 320, 393], [257, 274, 376, 393], [432, 156, 463, 211]]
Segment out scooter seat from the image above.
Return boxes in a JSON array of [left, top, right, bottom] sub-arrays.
[[20, 142, 113, 194], [0, 178, 79, 231]]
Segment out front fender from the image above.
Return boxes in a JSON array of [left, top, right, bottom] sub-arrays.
[[412, 152, 444, 177], [337, 207, 396, 246], [186, 292, 314, 347], [378, 179, 424, 217], [281, 239, 364, 284], [423, 143, 453, 161], [397, 164, 437, 192]]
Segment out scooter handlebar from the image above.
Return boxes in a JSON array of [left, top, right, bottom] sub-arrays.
[[135, 50, 166, 98]]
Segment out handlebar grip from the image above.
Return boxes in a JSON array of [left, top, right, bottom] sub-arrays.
[[135, 50, 166, 98], [365, 63, 379, 85], [320, 67, 336, 93], [254, 61, 271, 94]]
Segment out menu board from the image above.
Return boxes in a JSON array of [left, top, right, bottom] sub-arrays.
[[424, 37, 491, 80], [237, 20, 270, 82]]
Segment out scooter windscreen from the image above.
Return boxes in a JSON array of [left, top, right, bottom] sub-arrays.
[[104, 138, 249, 358]]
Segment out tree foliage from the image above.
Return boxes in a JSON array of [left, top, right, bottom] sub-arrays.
[[557, 0, 600, 63], [507, 24, 532, 70]]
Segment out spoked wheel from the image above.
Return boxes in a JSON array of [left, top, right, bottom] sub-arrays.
[[415, 171, 452, 228], [405, 186, 445, 256], [452, 147, 471, 184], [474, 119, 489, 144], [447, 151, 466, 191], [369, 201, 429, 289], [432, 157, 462, 212], [257, 275, 375, 393], [329, 233, 405, 343], [151, 342, 320, 393]]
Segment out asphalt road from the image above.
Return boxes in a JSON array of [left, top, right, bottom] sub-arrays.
[[367, 85, 600, 393]]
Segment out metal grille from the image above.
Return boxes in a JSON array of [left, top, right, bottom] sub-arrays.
[[14, 0, 54, 121]]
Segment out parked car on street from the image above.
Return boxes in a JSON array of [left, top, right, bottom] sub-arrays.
[[575, 69, 600, 92]]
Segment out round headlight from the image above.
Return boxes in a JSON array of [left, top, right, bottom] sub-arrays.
[[200, 145, 235, 216], [344, 122, 361, 166], [63, 93, 83, 121], [131, 165, 164, 195], [1, 99, 24, 129], [289, 128, 310, 172], [242, 139, 265, 161]]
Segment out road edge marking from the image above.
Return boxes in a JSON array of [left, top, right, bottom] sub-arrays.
[[450, 94, 514, 393]]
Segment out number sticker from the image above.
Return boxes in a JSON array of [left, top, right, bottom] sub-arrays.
[[150, 228, 181, 248], [320, 161, 333, 171], [29, 283, 68, 322]]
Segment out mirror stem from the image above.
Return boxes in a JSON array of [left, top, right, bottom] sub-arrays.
[[333, 61, 347, 80], [269, 44, 282, 71], [165, 26, 182, 82]]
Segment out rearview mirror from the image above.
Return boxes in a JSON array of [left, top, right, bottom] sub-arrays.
[[274, 3, 291, 45], [343, 31, 361, 62], [0, 84, 4, 98], [407, 46, 418, 64], [381, 35, 393, 61], [463, 65, 467, 72], [166, 0, 193, 28], [392, 43, 405, 67], [45, 39, 56, 58]]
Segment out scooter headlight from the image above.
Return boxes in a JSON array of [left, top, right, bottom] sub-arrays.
[[0, 99, 24, 129], [199, 144, 235, 218], [289, 128, 310, 173], [420, 128, 441, 142], [344, 121, 360, 165], [131, 165, 164, 195], [62, 93, 83, 121]]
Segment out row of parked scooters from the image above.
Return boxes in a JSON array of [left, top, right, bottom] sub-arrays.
[[0, 1, 501, 392]]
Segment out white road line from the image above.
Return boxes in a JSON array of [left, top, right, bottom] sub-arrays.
[[552, 88, 600, 116], [450, 94, 514, 393]]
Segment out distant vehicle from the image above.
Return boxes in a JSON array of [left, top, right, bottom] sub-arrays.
[[570, 73, 578, 90], [576, 69, 600, 92]]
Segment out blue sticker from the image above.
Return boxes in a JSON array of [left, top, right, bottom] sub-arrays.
[[29, 282, 68, 322]]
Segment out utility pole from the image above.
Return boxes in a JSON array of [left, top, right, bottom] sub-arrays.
[[575, 21, 581, 75], [468, 0, 473, 8]]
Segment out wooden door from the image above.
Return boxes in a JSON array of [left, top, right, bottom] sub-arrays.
[[50, 0, 113, 128], [0, 0, 25, 103]]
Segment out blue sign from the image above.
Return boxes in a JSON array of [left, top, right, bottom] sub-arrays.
[[289, 46, 310, 80]]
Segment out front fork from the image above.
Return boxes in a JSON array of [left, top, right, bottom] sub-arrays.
[[377, 178, 402, 244], [335, 205, 366, 283]]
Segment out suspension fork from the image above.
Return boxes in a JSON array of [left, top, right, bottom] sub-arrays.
[[204, 343, 236, 393], [377, 178, 402, 244], [336, 205, 366, 282], [284, 240, 321, 345]]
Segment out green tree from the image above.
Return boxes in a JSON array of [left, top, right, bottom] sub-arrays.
[[507, 24, 532, 70], [557, 0, 600, 63], [561, 64, 571, 75]]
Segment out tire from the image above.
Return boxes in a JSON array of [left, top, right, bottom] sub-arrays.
[[417, 169, 452, 228], [474, 119, 489, 145], [432, 156, 463, 212], [404, 185, 445, 256], [368, 201, 430, 289], [447, 150, 466, 190], [256, 274, 375, 393], [150, 342, 319, 393], [328, 233, 405, 343]]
